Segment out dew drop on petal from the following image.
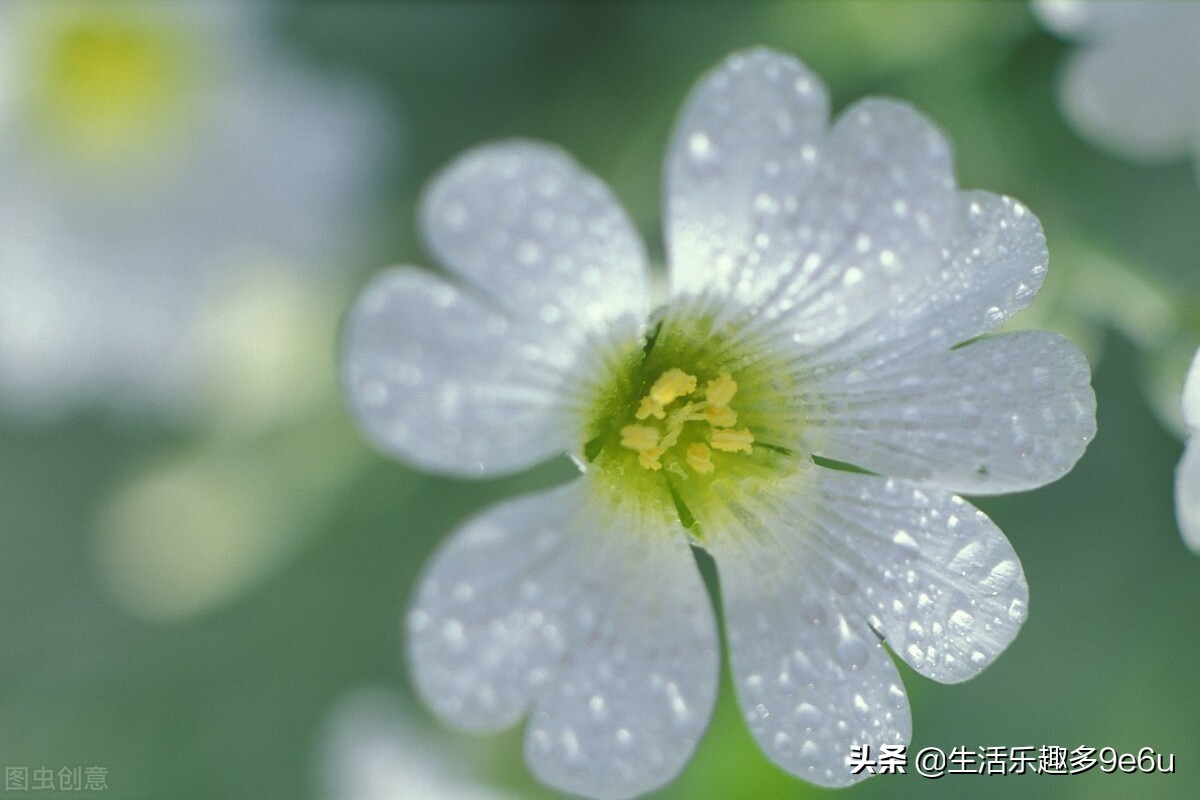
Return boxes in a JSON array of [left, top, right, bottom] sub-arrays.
[[948, 609, 975, 632], [835, 627, 871, 671], [688, 130, 715, 162]]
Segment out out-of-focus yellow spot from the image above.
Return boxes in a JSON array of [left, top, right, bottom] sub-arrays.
[[92, 415, 371, 620], [34, 14, 194, 163]]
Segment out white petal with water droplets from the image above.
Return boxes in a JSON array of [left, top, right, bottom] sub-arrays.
[[421, 140, 649, 345], [1177, 439, 1200, 553], [886, 191, 1048, 351], [762, 190, 1048, 376], [778, 471, 1028, 684], [344, 268, 609, 477], [708, 466, 1028, 784], [1182, 347, 1200, 431], [668, 52, 958, 348], [408, 479, 719, 800], [665, 48, 829, 301], [708, 496, 910, 787], [795, 331, 1096, 494]]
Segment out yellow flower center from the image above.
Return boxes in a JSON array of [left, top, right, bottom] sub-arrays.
[[580, 307, 805, 538], [619, 369, 755, 472]]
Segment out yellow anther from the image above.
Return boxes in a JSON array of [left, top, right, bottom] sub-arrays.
[[635, 395, 666, 420], [686, 443, 715, 475], [704, 372, 738, 407], [703, 405, 737, 428], [649, 369, 697, 406], [620, 424, 660, 452], [638, 449, 665, 470], [620, 424, 665, 470], [711, 427, 755, 454]]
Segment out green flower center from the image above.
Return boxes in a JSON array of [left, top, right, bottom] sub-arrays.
[[581, 306, 805, 537]]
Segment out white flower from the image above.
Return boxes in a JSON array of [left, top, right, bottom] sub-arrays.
[[1177, 347, 1200, 551], [0, 0, 393, 419], [321, 688, 520, 800], [1034, 0, 1200, 165], [343, 48, 1096, 798]]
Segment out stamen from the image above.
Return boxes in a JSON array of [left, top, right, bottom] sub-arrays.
[[618, 367, 754, 472], [635, 395, 666, 420], [649, 368, 697, 406], [686, 443, 715, 474], [620, 424, 660, 452], [705, 372, 737, 407], [711, 428, 755, 454], [703, 405, 737, 428]]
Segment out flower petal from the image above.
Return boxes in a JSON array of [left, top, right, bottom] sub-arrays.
[[1034, 0, 1181, 39], [783, 471, 1028, 684], [708, 466, 1027, 785], [665, 48, 829, 300], [407, 480, 719, 800], [890, 190, 1048, 350], [1056, 16, 1200, 162], [1182, 346, 1200, 431], [1177, 439, 1200, 553], [708, 498, 909, 786], [796, 331, 1096, 494], [668, 53, 959, 348], [344, 267, 595, 477], [421, 140, 649, 343], [760, 190, 1047, 373]]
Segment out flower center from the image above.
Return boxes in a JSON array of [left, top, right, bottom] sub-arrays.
[[618, 368, 755, 474], [580, 305, 804, 537]]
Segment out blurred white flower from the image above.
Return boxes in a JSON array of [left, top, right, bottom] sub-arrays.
[[343, 49, 1096, 797], [1177, 348, 1200, 551], [1034, 0, 1200, 165], [321, 688, 519, 800], [0, 0, 394, 421]]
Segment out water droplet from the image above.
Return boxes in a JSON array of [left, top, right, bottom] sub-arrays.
[[835, 629, 871, 671], [688, 130, 715, 162], [948, 609, 975, 632], [441, 619, 465, 649], [561, 729, 580, 760], [1007, 597, 1027, 621], [793, 702, 821, 732]]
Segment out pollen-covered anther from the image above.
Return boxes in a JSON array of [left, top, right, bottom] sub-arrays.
[[686, 443, 715, 474], [710, 427, 755, 454], [704, 372, 738, 407], [650, 368, 698, 405], [635, 395, 666, 420], [703, 404, 737, 428]]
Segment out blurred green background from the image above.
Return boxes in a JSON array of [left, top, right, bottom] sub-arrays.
[[2, 2, 1197, 799]]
